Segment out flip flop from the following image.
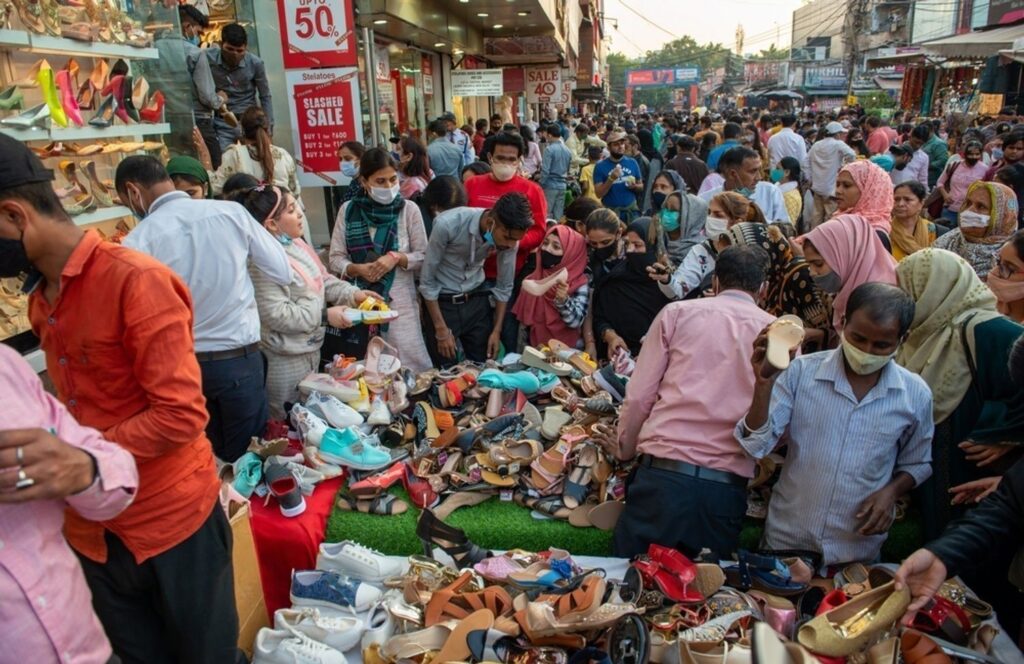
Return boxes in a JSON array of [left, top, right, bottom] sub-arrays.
[[766, 315, 805, 371]]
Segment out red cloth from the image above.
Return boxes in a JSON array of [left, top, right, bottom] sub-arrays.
[[250, 476, 344, 618], [465, 173, 548, 277], [512, 224, 589, 347]]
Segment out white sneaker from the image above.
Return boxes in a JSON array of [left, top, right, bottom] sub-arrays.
[[367, 396, 391, 426], [299, 373, 363, 404], [252, 627, 348, 664], [306, 390, 365, 429], [317, 541, 404, 583], [273, 607, 363, 654], [290, 404, 329, 446], [303, 447, 344, 479], [360, 596, 395, 652]]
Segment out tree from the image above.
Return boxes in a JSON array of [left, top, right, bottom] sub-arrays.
[[607, 36, 733, 108], [749, 44, 789, 61]]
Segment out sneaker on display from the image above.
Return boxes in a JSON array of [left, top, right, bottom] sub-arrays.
[[367, 395, 392, 426], [306, 390, 365, 429], [316, 540, 404, 583], [290, 569, 383, 612], [318, 427, 391, 471], [290, 404, 329, 446], [303, 447, 344, 479], [252, 627, 348, 664], [264, 458, 307, 518], [272, 607, 364, 653]]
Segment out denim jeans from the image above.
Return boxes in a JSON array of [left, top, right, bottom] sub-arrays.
[[198, 349, 268, 462]]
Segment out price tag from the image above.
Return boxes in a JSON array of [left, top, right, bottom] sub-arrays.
[[500, 489, 514, 502], [277, 0, 357, 69]]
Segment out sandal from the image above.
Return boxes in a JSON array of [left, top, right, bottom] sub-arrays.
[[548, 339, 597, 376], [364, 336, 402, 392], [416, 508, 491, 570], [336, 492, 408, 515], [531, 437, 577, 491], [522, 346, 574, 376], [563, 443, 598, 509], [725, 550, 808, 596], [586, 499, 625, 531], [765, 315, 804, 371], [413, 402, 441, 442], [424, 571, 517, 628]]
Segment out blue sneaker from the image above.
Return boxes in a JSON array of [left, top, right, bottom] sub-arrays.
[[231, 452, 263, 498], [289, 569, 382, 612], [319, 427, 391, 471]]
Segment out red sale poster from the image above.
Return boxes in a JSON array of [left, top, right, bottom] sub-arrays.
[[277, 0, 357, 69], [286, 68, 363, 188]]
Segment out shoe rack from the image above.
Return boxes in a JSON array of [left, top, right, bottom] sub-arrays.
[[0, 0, 177, 371]]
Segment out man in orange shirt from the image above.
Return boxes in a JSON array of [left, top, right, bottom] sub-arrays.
[[0, 135, 240, 663]]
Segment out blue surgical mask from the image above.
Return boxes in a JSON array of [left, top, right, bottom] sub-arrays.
[[484, 230, 495, 247], [660, 210, 681, 232], [735, 186, 755, 198], [276, 232, 293, 246], [770, 168, 784, 183], [993, 147, 1005, 161], [186, 35, 200, 46], [341, 161, 359, 178]]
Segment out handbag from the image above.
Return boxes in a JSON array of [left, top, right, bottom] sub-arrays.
[[923, 160, 960, 220]]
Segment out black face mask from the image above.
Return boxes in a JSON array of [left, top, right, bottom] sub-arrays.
[[540, 250, 562, 270], [894, 161, 908, 171], [965, 158, 980, 166], [0, 235, 32, 278], [651, 192, 667, 210], [626, 251, 656, 273], [590, 243, 617, 262]]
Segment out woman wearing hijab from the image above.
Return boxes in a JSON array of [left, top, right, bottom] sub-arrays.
[[994, 162, 1024, 227], [592, 217, 673, 358], [933, 181, 1018, 279], [802, 214, 898, 337], [329, 148, 433, 373], [721, 222, 831, 349], [513, 225, 589, 348], [987, 230, 1024, 322], [166, 155, 211, 199], [890, 181, 937, 261], [831, 160, 895, 249], [649, 170, 708, 266], [896, 248, 1024, 538]]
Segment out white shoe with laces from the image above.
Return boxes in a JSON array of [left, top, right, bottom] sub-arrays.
[[252, 626, 348, 663], [367, 396, 392, 426], [306, 390, 364, 429], [273, 607, 364, 654], [360, 594, 395, 652], [291, 404, 329, 446], [317, 540, 404, 583]]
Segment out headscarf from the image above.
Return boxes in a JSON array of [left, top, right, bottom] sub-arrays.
[[889, 216, 933, 258], [935, 181, 1018, 278], [726, 223, 831, 330], [662, 189, 708, 266], [166, 155, 210, 197], [512, 224, 589, 347], [637, 128, 658, 161], [896, 249, 1002, 423], [837, 160, 894, 234], [343, 189, 404, 300], [803, 214, 898, 333]]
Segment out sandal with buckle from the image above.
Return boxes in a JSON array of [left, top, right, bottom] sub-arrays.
[[563, 443, 599, 509]]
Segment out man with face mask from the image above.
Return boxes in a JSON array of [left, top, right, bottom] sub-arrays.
[[889, 143, 929, 191], [206, 23, 273, 150], [594, 130, 645, 223], [699, 146, 789, 224], [117, 155, 291, 463], [0, 135, 244, 662], [606, 247, 777, 559], [440, 111, 476, 168], [738, 283, 934, 569]]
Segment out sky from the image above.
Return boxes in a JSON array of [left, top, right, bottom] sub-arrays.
[[602, 0, 808, 59]]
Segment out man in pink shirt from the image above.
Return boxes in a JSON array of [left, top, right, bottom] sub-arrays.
[[0, 344, 138, 664], [608, 246, 776, 560], [865, 116, 897, 156]]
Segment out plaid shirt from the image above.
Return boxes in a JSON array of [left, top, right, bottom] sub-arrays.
[[554, 282, 590, 330]]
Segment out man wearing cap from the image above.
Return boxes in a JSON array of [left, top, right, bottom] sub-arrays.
[[441, 111, 476, 168], [806, 121, 857, 227], [0, 135, 242, 662], [117, 155, 291, 463], [889, 143, 929, 191], [594, 129, 645, 223]]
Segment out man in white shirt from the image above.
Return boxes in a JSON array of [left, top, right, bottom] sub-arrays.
[[807, 121, 857, 228], [699, 146, 789, 224], [116, 156, 292, 462], [889, 143, 930, 191], [767, 114, 807, 171]]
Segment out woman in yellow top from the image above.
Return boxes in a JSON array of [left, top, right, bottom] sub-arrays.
[[774, 156, 804, 228], [890, 181, 936, 261]]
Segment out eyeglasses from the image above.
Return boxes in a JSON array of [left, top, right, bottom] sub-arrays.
[[992, 256, 1020, 279]]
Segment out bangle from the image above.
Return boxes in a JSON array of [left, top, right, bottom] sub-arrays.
[[436, 330, 452, 341], [388, 251, 402, 264]]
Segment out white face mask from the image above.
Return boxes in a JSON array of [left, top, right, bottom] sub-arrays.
[[370, 184, 400, 205], [705, 216, 729, 238], [492, 162, 518, 182], [841, 334, 895, 376], [959, 210, 990, 229]]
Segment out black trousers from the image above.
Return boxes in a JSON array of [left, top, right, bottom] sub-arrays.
[[422, 294, 494, 367], [612, 463, 747, 561], [199, 349, 268, 463], [195, 116, 222, 171], [77, 506, 244, 664]]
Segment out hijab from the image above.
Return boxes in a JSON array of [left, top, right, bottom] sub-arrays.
[[837, 160, 894, 234], [637, 128, 658, 161], [889, 215, 933, 258], [936, 181, 1018, 278], [166, 155, 211, 197], [512, 224, 589, 347], [896, 248, 1002, 423], [803, 214, 898, 333], [662, 189, 708, 266]]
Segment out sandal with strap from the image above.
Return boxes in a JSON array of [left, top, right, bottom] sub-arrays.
[[416, 508, 491, 570], [531, 438, 577, 491], [336, 492, 408, 515], [725, 550, 808, 596], [425, 571, 517, 630], [562, 443, 599, 509]]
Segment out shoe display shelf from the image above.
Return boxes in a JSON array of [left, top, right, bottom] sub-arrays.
[[0, 29, 157, 60], [0, 121, 171, 142]]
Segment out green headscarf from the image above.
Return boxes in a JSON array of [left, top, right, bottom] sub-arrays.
[[166, 156, 211, 198]]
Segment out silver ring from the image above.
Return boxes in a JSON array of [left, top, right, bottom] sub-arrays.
[[15, 468, 33, 490], [15, 446, 23, 464]]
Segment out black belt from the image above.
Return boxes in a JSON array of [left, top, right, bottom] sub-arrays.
[[437, 291, 489, 305], [639, 454, 747, 487], [196, 342, 261, 363]]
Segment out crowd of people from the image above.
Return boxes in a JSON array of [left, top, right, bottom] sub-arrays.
[[3, 17, 1024, 655]]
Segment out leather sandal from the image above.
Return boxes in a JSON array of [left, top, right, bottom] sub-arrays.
[[900, 629, 952, 664], [531, 437, 576, 491], [424, 571, 517, 629], [562, 443, 600, 509], [336, 492, 408, 515]]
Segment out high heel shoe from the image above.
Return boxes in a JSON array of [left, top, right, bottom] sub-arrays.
[[38, 63, 68, 127], [55, 69, 83, 126], [0, 85, 24, 110], [131, 76, 149, 110], [416, 508, 491, 570], [88, 94, 115, 127], [120, 74, 139, 122], [0, 102, 49, 128], [100, 75, 131, 124], [82, 159, 115, 207], [16, 59, 50, 88], [77, 59, 109, 110]]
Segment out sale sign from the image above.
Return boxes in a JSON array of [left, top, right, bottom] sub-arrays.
[[277, 0, 356, 69], [525, 65, 563, 104], [286, 68, 362, 187]]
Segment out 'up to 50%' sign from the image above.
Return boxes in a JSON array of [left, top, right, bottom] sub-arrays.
[[525, 65, 567, 104]]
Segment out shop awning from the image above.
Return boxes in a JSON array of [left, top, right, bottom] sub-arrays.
[[999, 49, 1024, 64], [921, 23, 1024, 59], [873, 76, 904, 90], [865, 52, 927, 68]]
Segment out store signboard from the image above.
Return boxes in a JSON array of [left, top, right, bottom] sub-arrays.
[[525, 65, 565, 103], [286, 68, 362, 188], [422, 55, 434, 96], [451, 69, 504, 96], [277, 0, 357, 69], [503, 67, 525, 93], [988, 0, 1024, 25]]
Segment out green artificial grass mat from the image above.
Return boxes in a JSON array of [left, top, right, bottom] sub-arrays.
[[325, 485, 925, 562]]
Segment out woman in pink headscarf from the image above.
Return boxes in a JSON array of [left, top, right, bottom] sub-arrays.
[[832, 159, 896, 251], [801, 214, 899, 336], [513, 224, 590, 348]]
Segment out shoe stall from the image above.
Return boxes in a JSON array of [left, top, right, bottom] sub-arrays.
[[222, 329, 1023, 662], [0, 0, 184, 370]]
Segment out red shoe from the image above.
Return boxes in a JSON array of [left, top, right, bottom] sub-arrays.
[[402, 462, 438, 509], [139, 90, 164, 123], [648, 544, 698, 584], [816, 589, 848, 616], [349, 460, 405, 497], [630, 557, 703, 604]]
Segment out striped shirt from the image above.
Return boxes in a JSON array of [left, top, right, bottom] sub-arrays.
[[553, 282, 590, 330], [735, 348, 934, 566]]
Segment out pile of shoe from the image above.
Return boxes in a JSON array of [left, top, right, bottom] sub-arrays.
[[227, 436, 339, 518], [6, 0, 153, 47]]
